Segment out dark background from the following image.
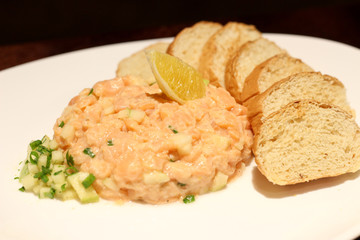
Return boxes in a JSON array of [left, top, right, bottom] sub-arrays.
[[1, 1, 360, 239], [1, 0, 360, 71]]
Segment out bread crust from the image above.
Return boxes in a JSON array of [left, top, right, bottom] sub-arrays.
[[224, 38, 284, 102], [167, 21, 222, 70], [253, 100, 359, 185], [198, 22, 261, 88], [244, 72, 348, 126], [240, 53, 313, 102]]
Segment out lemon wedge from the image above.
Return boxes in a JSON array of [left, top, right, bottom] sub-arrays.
[[146, 50, 206, 104]]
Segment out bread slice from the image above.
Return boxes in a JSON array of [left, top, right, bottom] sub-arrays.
[[167, 21, 222, 70], [116, 42, 169, 85], [253, 100, 360, 185], [198, 22, 261, 88], [225, 37, 285, 102], [245, 72, 352, 134], [241, 53, 313, 102]]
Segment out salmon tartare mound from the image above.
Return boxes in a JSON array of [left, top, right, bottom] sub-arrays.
[[54, 76, 253, 204]]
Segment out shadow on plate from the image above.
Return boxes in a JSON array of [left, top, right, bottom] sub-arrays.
[[252, 166, 360, 198]]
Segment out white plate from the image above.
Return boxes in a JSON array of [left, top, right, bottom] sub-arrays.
[[1, 34, 360, 240]]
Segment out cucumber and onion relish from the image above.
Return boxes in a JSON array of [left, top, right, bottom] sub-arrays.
[[17, 135, 99, 203]]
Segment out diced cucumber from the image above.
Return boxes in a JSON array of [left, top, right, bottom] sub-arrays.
[[129, 109, 145, 122], [28, 163, 39, 174], [39, 187, 55, 199], [19, 163, 29, 179], [52, 183, 67, 194], [41, 135, 51, 148], [32, 185, 42, 195], [60, 124, 75, 141], [51, 150, 64, 164], [49, 139, 59, 150], [60, 189, 78, 201], [52, 165, 66, 184], [169, 133, 192, 156], [117, 108, 131, 119], [67, 172, 99, 203], [143, 171, 170, 185], [103, 178, 118, 191], [211, 172, 228, 192], [20, 173, 38, 191], [37, 155, 48, 169]]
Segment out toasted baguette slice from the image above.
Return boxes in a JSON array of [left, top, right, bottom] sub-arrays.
[[116, 42, 169, 86], [245, 72, 352, 134], [225, 37, 285, 102], [167, 21, 222, 70], [253, 100, 360, 185], [241, 53, 313, 102], [198, 22, 261, 88]]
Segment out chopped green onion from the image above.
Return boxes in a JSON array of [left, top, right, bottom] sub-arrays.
[[41, 166, 51, 175], [88, 88, 94, 96], [66, 151, 74, 166], [14, 177, 19, 180], [41, 175, 49, 183], [29, 151, 39, 165], [177, 182, 186, 187], [44, 188, 56, 199], [61, 183, 66, 192], [83, 148, 95, 158], [59, 121, 65, 128], [183, 195, 195, 204], [65, 166, 78, 176], [203, 79, 210, 86], [54, 170, 62, 176], [46, 154, 52, 168], [168, 125, 178, 134], [19, 186, 25, 192], [30, 140, 42, 150], [82, 173, 96, 188], [33, 166, 52, 183], [107, 140, 114, 146], [36, 145, 51, 154], [149, 82, 156, 86], [169, 159, 176, 162]]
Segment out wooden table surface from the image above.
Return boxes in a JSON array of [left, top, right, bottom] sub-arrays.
[[1, 2, 359, 71]]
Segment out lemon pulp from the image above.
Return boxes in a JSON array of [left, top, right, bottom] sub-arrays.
[[146, 50, 206, 104]]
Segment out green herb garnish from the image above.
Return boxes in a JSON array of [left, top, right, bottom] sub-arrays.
[[168, 125, 178, 134], [107, 140, 114, 146], [36, 145, 51, 154], [19, 186, 25, 192], [54, 170, 62, 176], [183, 195, 195, 204], [61, 183, 66, 192], [59, 121, 65, 128], [44, 188, 56, 199], [30, 140, 42, 150], [14, 177, 19, 180], [177, 182, 186, 187], [34, 166, 52, 183], [82, 174, 96, 188], [29, 151, 39, 165], [88, 88, 94, 96], [66, 151, 74, 166], [83, 148, 95, 158], [169, 159, 176, 162], [149, 82, 156, 86]]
